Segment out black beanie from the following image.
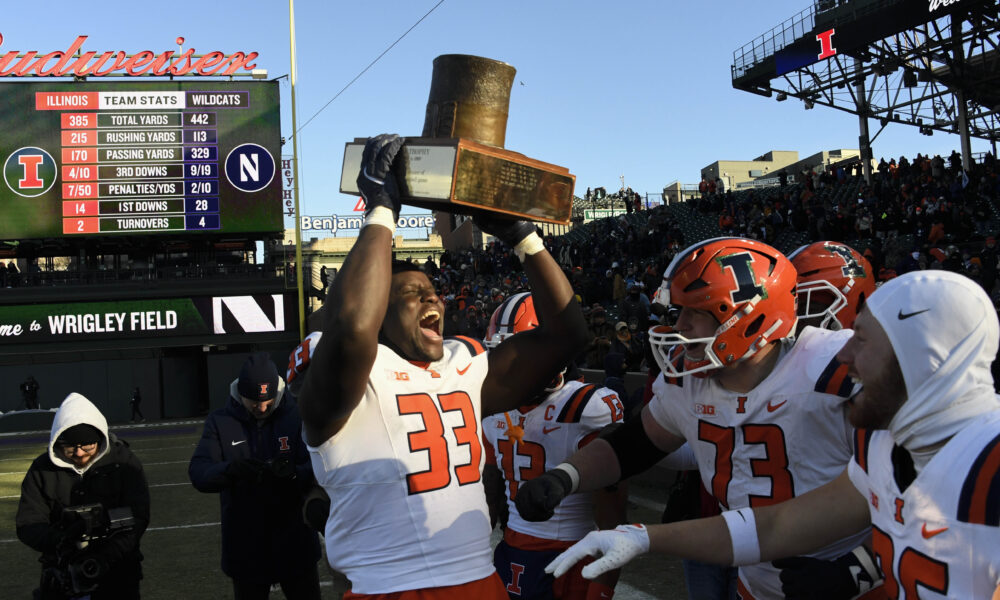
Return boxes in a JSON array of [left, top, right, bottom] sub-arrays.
[[57, 424, 102, 446], [237, 352, 279, 402]]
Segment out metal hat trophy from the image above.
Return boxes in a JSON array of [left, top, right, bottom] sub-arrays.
[[340, 54, 575, 248]]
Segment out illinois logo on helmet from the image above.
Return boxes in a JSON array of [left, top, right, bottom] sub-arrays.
[[484, 292, 566, 391], [648, 237, 797, 378], [788, 241, 874, 331]]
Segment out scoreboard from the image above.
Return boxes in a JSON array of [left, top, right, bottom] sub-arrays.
[[0, 81, 282, 240]]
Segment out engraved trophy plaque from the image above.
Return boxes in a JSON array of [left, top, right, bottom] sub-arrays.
[[339, 55, 575, 226]]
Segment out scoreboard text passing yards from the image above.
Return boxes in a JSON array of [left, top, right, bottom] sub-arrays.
[[0, 82, 282, 240]]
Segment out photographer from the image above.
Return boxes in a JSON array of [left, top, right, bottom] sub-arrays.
[[188, 352, 321, 600], [16, 392, 150, 600]]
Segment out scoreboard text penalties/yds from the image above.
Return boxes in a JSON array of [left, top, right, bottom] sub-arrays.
[[37, 89, 250, 235]]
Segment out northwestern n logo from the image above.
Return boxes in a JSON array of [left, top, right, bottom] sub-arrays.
[[225, 143, 274, 192]]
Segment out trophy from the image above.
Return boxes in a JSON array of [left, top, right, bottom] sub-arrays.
[[339, 55, 576, 232]]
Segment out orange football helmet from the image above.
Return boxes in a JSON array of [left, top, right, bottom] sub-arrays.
[[484, 292, 565, 391], [649, 237, 798, 377], [484, 292, 539, 348], [788, 241, 875, 330]]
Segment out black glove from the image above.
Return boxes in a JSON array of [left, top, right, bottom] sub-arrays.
[[473, 214, 537, 248], [302, 486, 331, 534], [357, 134, 405, 221], [48, 513, 89, 551], [227, 458, 267, 484], [774, 547, 881, 600], [266, 456, 296, 481], [514, 468, 573, 522]]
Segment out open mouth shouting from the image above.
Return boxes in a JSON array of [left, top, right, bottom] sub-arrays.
[[419, 310, 442, 341]]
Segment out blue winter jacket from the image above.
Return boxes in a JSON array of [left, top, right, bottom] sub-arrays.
[[188, 378, 320, 582]]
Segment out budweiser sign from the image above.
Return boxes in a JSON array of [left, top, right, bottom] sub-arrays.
[[929, 0, 963, 11], [0, 34, 259, 77]]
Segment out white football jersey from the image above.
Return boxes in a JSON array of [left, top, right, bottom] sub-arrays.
[[649, 326, 869, 599], [308, 336, 494, 594], [482, 380, 625, 543], [848, 411, 1000, 599]]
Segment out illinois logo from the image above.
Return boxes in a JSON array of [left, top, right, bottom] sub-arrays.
[[4, 147, 56, 197], [224, 143, 275, 192]]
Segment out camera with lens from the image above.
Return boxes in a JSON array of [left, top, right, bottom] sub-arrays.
[[39, 504, 134, 599]]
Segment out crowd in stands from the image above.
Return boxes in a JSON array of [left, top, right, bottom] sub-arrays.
[[419, 148, 1000, 388]]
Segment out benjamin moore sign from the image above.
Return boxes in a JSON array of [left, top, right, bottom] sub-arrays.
[[300, 214, 435, 234], [0, 294, 292, 344]]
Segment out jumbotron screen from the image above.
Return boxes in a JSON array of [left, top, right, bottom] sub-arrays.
[[0, 80, 282, 240]]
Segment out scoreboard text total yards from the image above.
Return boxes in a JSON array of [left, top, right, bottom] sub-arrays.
[[0, 82, 282, 240]]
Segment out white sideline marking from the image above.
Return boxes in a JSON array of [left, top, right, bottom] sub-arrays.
[[146, 522, 220, 532]]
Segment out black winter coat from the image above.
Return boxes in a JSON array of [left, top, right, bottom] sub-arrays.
[[16, 433, 150, 588], [188, 392, 320, 583]]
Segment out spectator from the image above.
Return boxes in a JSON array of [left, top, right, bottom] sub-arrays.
[[129, 387, 144, 423], [16, 392, 149, 600], [188, 352, 321, 600], [610, 321, 643, 372], [619, 283, 650, 331], [20, 375, 40, 410], [584, 307, 614, 369]]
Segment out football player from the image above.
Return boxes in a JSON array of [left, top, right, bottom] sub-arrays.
[[789, 241, 875, 334], [544, 270, 1000, 600], [516, 237, 873, 599], [481, 292, 628, 600], [296, 135, 589, 599]]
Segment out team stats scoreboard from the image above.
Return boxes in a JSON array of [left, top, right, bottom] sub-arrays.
[[0, 81, 282, 240]]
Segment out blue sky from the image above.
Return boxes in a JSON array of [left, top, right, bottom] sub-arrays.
[[6, 1, 994, 235]]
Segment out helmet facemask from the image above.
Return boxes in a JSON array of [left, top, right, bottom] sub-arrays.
[[795, 279, 849, 330]]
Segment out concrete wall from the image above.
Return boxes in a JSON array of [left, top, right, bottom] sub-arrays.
[[0, 358, 161, 423]]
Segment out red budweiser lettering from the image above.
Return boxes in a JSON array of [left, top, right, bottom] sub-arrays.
[[929, 0, 962, 11], [0, 34, 258, 77]]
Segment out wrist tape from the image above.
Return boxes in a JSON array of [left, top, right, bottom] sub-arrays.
[[514, 232, 545, 262], [554, 462, 580, 493], [721, 507, 760, 565], [851, 546, 882, 592], [363, 206, 396, 235]]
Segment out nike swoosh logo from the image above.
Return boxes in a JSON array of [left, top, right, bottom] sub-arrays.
[[231, 440, 246, 446], [457, 363, 471, 375], [766, 399, 787, 412], [542, 426, 561, 434], [898, 308, 930, 320], [921, 523, 948, 538]]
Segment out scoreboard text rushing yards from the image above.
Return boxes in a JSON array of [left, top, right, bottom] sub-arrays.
[[0, 81, 282, 239]]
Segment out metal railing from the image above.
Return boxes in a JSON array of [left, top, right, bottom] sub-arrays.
[[732, 5, 817, 80], [0, 262, 284, 290]]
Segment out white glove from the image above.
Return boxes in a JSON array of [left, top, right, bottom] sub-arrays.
[[545, 524, 650, 579]]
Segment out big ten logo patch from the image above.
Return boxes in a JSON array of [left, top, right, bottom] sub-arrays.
[[5, 147, 57, 197], [695, 403, 716, 416], [385, 369, 410, 381]]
